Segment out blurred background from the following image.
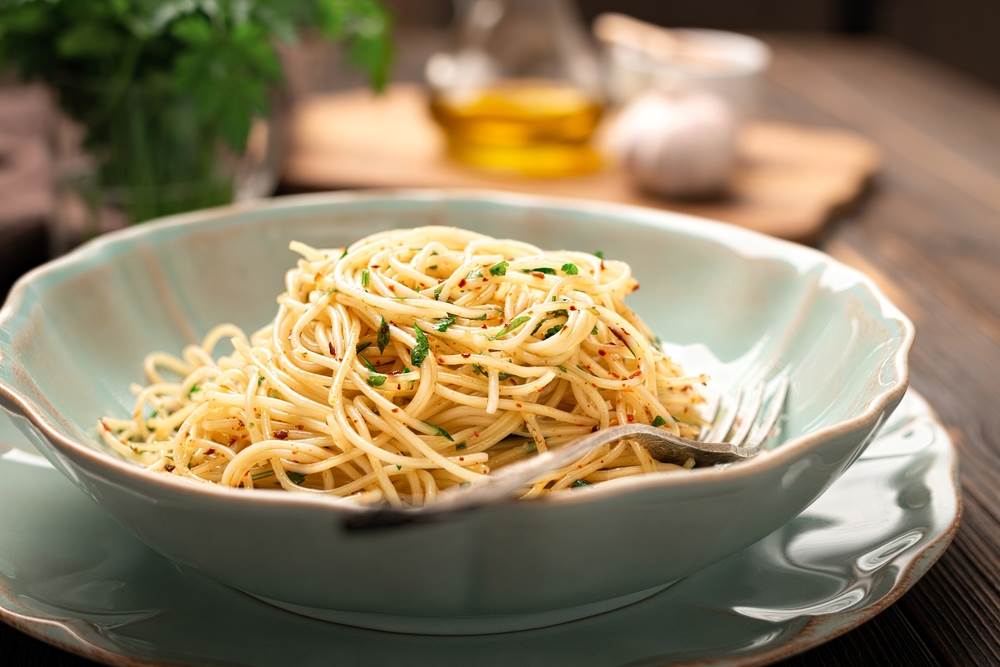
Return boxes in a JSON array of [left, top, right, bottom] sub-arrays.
[[1, 0, 999, 297]]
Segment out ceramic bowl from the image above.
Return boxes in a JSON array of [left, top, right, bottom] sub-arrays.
[[0, 191, 913, 634]]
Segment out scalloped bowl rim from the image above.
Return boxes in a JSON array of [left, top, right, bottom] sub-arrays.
[[0, 189, 914, 514]]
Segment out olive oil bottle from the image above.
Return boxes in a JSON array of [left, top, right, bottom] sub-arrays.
[[429, 80, 604, 177]]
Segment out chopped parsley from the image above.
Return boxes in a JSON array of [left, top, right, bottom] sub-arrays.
[[561, 263, 579, 275], [593, 250, 605, 259], [433, 284, 444, 300], [187, 384, 201, 398], [543, 324, 563, 339], [490, 315, 530, 340], [367, 374, 387, 387], [356, 341, 372, 354], [472, 364, 487, 376], [498, 372, 512, 381], [340, 248, 348, 258], [361, 269, 370, 289], [557, 365, 568, 372], [402, 366, 412, 374], [287, 472, 307, 485], [258, 375, 265, 386], [411, 324, 430, 367], [572, 479, 591, 488], [473, 312, 489, 320], [358, 354, 378, 373], [489, 261, 509, 276], [377, 317, 390, 353], [435, 313, 457, 332], [455, 443, 467, 450], [426, 422, 454, 441], [527, 267, 556, 275], [652, 415, 667, 427], [592, 326, 599, 336]]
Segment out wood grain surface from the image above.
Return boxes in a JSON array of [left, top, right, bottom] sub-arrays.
[[283, 84, 880, 242], [1, 34, 998, 667]]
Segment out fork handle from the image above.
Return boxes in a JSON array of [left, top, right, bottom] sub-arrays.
[[342, 424, 739, 532]]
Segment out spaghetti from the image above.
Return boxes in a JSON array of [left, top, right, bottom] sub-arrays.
[[99, 227, 707, 505]]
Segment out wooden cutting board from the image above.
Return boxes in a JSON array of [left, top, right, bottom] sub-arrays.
[[284, 85, 880, 242]]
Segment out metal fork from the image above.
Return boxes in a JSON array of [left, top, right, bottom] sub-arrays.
[[343, 374, 789, 531]]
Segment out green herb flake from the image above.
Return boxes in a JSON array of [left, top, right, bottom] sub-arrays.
[[490, 315, 530, 340], [251, 469, 274, 481], [411, 324, 430, 367], [593, 250, 605, 259], [531, 267, 556, 274], [652, 415, 667, 427], [187, 384, 201, 398], [472, 364, 487, 376], [474, 312, 489, 320], [592, 326, 599, 336], [455, 443, 467, 450], [367, 374, 387, 387], [433, 284, 444, 300], [561, 263, 579, 275], [356, 341, 372, 354], [572, 479, 591, 488], [489, 261, 509, 276], [498, 372, 512, 381], [557, 365, 568, 372], [543, 324, 563, 339], [435, 313, 457, 332], [377, 316, 390, 353], [396, 464, 402, 471], [358, 354, 378, 373], [257, 375, 265, 387], [524, 442, 538, 453], [340, 248, 348, 259], [402, 366, 412, 374], [287, 472, 307, 485], [361, 269, 370, 289], [426, 423, 454, 441]]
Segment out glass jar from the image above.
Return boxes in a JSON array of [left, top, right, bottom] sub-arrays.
[[426, 0, 604, 177]]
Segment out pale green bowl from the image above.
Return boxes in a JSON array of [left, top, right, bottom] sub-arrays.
[[0, 191, 913, 634]]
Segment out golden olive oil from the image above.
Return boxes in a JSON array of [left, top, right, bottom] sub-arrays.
[[429, 80, 604, 177]]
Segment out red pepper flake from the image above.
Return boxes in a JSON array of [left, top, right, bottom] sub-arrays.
[[461, 352, 471, 358], [165, 464, 176, 472], [396, 384, 401, 390], [296, 424, 303, 430], [531, 272, 545, 279], [392, 407, 400, 413], [100, 419, 109, 431], [229, 436, 237, 445], [274, 430, 289, 440], [458, 278, 467, 288], [328, 342, 336, 356], [516, 402, 523, 408], [626, 415, 635, 422], [481, 323, 487, 329], [206, 448, 216, 455], [629, 370, 642, 379], [569, 305, 577, 311], [436, 357, 444, 364], [598, 349, 607, 356], [473, 431, 480, 438], [600, 261, 606, 270], [389, 284, 396, 293], [591, 425, 599, 432], [610, 372, 620, 378], [370, 264, 380, 269]]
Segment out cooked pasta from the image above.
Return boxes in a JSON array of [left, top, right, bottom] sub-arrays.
[[99, 227, 707, 505]]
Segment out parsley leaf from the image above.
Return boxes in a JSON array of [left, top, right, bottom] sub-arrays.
[[187, 384, 201, 398], [498, 372, 512, 381], [287, 471, 307, 485], [543, 324, 563, 339], [652, 415, 667, 427], [356, 341, 372, 354], [367, 374, 387, 387], [530, 267, 556, 274], [433, 284, 444, 300], [472, 364, 487, 376], [489, 261, 509, 276], [593, 250, 605, 259], [377, 316, 390, 353], [340, 248, 348, 259], [455, 443, 467, 450], [361, 269, 370, 289], [435, 313, 457, 332], [411, 324, 429, 367], [490, 315, 530, 340], [572, 479, 591, 488], [561, 263, 579, 275], [426, 422, 454, 441], [358, 354, 378, 373]]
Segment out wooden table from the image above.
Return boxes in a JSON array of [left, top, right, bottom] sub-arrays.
[[2, 34, 998, 666]]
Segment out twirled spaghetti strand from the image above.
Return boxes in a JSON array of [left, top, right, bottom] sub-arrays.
[[100, 227, 706, 505]]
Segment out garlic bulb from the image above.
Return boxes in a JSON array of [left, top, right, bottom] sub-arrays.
[[606, 90, 738, 198]]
